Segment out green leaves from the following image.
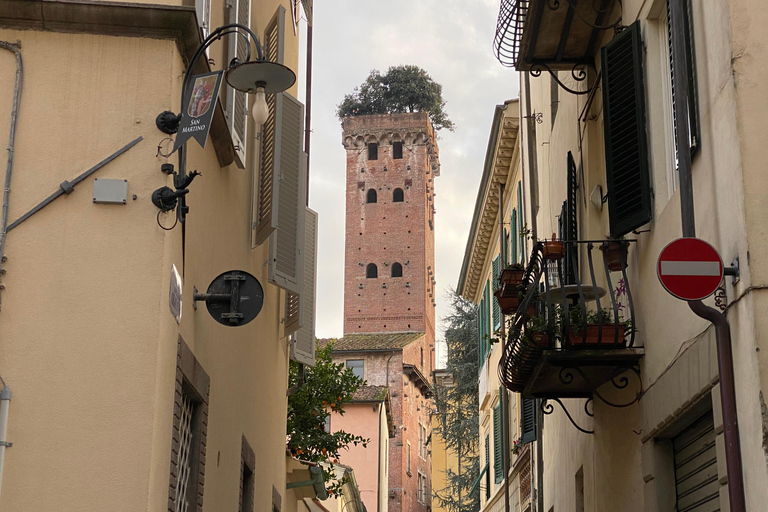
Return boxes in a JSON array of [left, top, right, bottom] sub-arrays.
[[337, 65, 455, 131], [286, 342, 369, 498]]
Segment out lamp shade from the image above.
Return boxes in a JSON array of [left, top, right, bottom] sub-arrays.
[[225, 61, 296, 94]]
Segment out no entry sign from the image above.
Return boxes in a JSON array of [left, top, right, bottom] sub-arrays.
[[657, 238, 723, 301]]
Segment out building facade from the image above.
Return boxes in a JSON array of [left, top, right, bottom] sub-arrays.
[[457, 100, 534, 512], [486, 0, 768, 511], [0, 1, 325, 510]]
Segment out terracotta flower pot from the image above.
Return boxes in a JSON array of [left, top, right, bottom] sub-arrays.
[[600, 241, 628, 271], [500, 267, 526, 286], [494, 290, 535, 316], [541, 241, 566, 261], [530, 332, 551, 348], [567, 324, 626, 348]]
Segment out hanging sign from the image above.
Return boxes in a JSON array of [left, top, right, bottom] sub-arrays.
[[172, 70, 223, 153], [657, 238, 723, 301]]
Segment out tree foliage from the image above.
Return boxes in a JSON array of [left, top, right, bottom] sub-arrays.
[[337, 65, 455, 131], [287, 342, 369, 497], [432, 289, 480, 512]]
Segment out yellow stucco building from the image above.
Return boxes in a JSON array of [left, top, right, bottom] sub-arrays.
[[0, 0, 329, 510]]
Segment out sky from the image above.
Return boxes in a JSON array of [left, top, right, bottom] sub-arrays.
[[299, 0, 520, 346]]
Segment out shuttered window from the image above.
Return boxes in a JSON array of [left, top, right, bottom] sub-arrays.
[[560, 152, 578, 284], [492, 255, 501, 329], [502, 228, 509, 267], [673, 410, 718, 512], [511, 209, 518, 265], [194, 0, 211, 40], [517, 182, 524, 263], [601, 21, 652, 238], [253, 7, 289, 246], [665, 0, 700, 163], [478, 290, 487, 369], [225, 0, 252, 168], [267, 95, 307, 293], [493, 402, 503, 483], [484, 433, 491, 499], [289, 207, 318, 366], [478, 281, 491, 370], [521, 397, 537, 444]]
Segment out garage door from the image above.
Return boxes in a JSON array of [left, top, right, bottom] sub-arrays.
[[673, 410, 719, 512]]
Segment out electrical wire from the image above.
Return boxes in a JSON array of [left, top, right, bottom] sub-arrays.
[[157, 209, 178, 231]]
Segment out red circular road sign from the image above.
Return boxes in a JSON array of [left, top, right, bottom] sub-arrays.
[[657, 238, 723, 301]]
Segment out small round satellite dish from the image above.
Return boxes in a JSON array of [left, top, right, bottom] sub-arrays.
[[202, 270, 264, 327]]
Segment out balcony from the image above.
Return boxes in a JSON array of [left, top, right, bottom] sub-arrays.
[[497, 240, 643, 404], [493, 0, 620, 75]]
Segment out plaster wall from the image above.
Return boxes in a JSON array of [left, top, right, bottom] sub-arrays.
[[0, 0, 303, 509], [519, 0, 768, 509]]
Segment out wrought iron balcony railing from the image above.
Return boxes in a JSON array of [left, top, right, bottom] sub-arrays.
[[497, 239, 643, 401]]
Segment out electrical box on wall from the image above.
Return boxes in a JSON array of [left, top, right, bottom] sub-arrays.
[[93, 178, 128, 204]]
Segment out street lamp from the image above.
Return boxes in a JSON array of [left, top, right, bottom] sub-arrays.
[[151, 23, 296, 223], [155, 22, 296, 134]]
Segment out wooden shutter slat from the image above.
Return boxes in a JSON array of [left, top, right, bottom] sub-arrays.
[[493, 403, 503, 482], [521, 397, 537, 444], [290, 207, 318, 366], [602, 21, 652, 237], [268, 94, 306, 294]]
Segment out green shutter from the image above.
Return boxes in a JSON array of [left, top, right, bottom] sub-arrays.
[[484, 281, 492, 356], [517, 182, 524, 263], [511, 209, 518, 265], [493, 403, 503, 482], [602, 21, 652, 238], [521, 398, 537, 444], [484, 434, 491, 499], [478, 297, 486, 368], [502, 228, 509, 267], [492, 256, 501, 330]]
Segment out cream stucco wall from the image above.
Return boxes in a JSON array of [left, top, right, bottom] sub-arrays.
[[0, 0, 306, 509], [516, 0, 768, 510]]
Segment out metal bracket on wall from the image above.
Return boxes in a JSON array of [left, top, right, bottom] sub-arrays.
[[6, 137, 143, 232], [541, 397, 594, 434]]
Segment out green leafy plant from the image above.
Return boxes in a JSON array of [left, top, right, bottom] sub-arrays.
[[287, 342, 369, 498], [337, 65, 455, 131]]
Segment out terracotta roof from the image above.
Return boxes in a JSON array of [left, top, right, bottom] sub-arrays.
[[351, 386, 389, 402], [318, 332, 424, 351]]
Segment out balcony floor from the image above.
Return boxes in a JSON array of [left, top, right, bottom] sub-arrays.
[[523, 348, 644, 399]]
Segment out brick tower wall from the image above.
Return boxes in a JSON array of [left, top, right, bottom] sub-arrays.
[[341, 113, 439, 342]]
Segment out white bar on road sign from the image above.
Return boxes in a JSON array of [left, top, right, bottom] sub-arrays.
[[660, 261, 721, 276]]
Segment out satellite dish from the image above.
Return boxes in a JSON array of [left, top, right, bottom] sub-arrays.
[[193, 270, 264, 326]]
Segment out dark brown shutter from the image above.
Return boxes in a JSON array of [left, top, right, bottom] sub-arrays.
[[521, 397, 537, 444], [601, 21, 652, 237]]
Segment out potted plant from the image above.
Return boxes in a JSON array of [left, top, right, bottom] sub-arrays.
[[499, 262, 526, 288], [511, 437, 522, 456], [600, 237, 629, 272], [565, 307, 628, 348], [524, 308, 557, 348], [541, 234, 566, 261]]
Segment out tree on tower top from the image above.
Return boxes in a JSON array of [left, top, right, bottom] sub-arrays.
[[337, 65, 455, 132]]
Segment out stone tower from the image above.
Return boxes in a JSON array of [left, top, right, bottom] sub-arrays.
[[342, 112, 439, 341]]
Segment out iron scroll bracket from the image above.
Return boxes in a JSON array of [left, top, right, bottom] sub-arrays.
[[541, 397, 594, 434]]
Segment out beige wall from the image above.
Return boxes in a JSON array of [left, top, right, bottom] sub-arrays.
[[0, 0, 305, 509], [517, 0, 768, 510]]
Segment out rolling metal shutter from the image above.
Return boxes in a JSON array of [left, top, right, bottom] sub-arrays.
[[673, 410, 719, 512]]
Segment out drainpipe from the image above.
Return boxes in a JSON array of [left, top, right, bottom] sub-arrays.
[[377, 401, 383, 512], [0, 40, 23, 312], [0, 382, 10, 504], [497, 180, 511, 512], [669, 1, 745, 510], [303, 15, 313, 204], [523, 72, 538, 240]]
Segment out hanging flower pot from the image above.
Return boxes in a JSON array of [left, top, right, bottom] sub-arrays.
[[600, 241, 629, 271], [541, 235, 566, 261], [494, 290, 536, 316], [499, 265, 526, 287]]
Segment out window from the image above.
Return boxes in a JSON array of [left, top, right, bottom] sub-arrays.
[[368, 142, 378, 160], [224, 0, 256, 168], [240, 436, 255, 512], [391, 262, 403, 278], [492, 255, 501, 330], [194, 0, 211, 40], [366, 263, 378, 278], [521, 397, 537, 444], [366, 189, 377, 203], [417, 471, 427, 504], [346, 359, 364, 380], [169, 337, 210, 512], [393, 188, 404, 202], [406, 441, 412, 475], [601, 21, 652, 238], [393, 141, 403, 159], [418, 422, 428, 459], [484, 433, 491, 499]]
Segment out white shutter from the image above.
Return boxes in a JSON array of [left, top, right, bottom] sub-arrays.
[[225, 0, 250, 168], [194, 0, 211, 40], [290, 207, 318, 366], [252, 7, 286, 245], [284, 291, 301, 336], [267, 93, 306, 293]]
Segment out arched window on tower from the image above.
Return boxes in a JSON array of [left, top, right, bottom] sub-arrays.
[[393, 188, 404, 202], [391, 262, 403, 278], [366, 263, 378, 278], [366, 189, 377, 203]]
